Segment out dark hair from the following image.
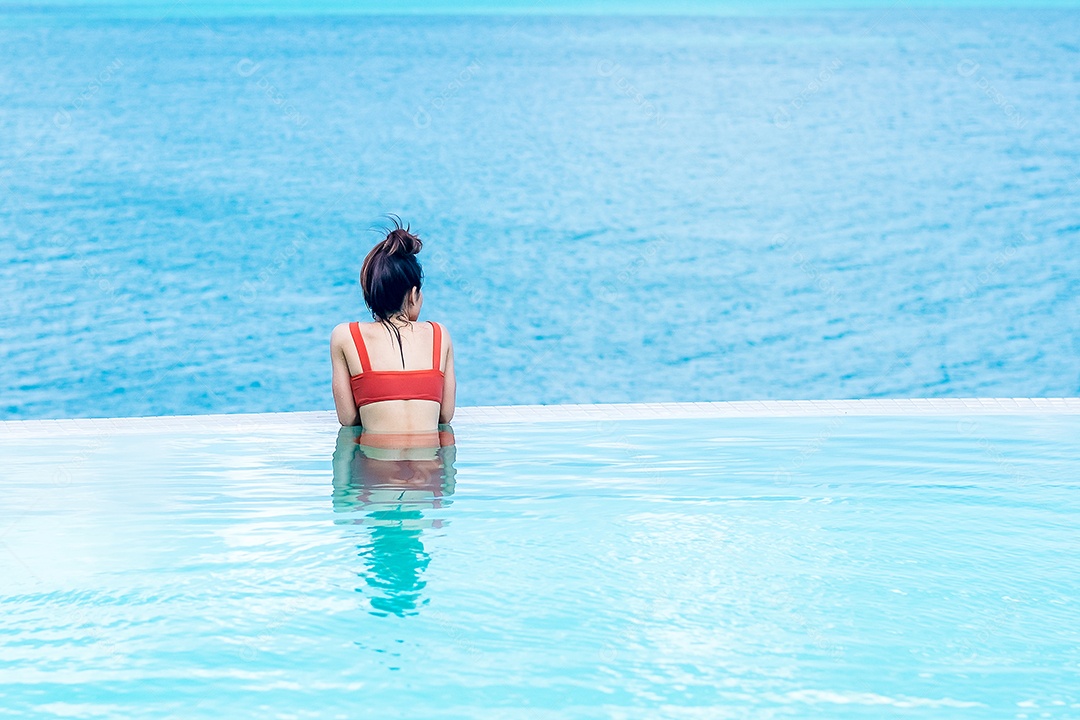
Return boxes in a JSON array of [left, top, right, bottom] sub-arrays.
[[360, 215, 424, 321]]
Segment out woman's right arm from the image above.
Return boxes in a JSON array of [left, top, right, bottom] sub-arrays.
[[330, 324, 361, 427], [439, 326, 456, 424]]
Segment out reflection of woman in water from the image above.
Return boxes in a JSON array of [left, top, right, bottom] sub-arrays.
[[332, 425, 457, 617]]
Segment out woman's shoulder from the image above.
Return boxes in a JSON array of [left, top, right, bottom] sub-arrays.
[[330, 321, 359, 346], [428, 319, 452, 341], [332, 320, 384, 332]]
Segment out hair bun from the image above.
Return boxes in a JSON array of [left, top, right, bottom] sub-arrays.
[[381, 216, 422, 256], [384, 228, 422, 256]]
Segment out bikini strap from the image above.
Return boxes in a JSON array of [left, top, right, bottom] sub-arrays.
[[430, 321, 442, 371], [349, 322, 372, 373]]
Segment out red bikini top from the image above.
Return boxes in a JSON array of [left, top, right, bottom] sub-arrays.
[[349, 321, 445, 408]]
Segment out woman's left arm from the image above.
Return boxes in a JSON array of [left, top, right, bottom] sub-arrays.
[[330, 324, 361, 427]]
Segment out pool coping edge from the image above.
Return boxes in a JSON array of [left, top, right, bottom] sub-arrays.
[[3, 398, 1079, 435]]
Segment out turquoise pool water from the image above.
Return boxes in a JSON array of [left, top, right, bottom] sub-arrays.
[[2, 410, 1078, 717]]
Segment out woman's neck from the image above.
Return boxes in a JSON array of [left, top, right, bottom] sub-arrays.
[[380, 314, 413, 330]]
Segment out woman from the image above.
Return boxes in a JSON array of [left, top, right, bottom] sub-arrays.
[[330, 218, 456, 434]]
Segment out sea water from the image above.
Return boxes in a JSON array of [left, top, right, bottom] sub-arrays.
[[1, 6, 1078, 419]]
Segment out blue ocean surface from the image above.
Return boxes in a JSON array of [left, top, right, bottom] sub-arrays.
[[1, 6, 1078, 419]]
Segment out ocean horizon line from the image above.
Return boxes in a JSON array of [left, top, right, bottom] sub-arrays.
[[4, 0, 1080, 20]]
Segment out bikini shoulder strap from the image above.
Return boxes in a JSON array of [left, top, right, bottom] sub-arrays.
[[349, 322, 372, 373], [430, 321, 442, 371]]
